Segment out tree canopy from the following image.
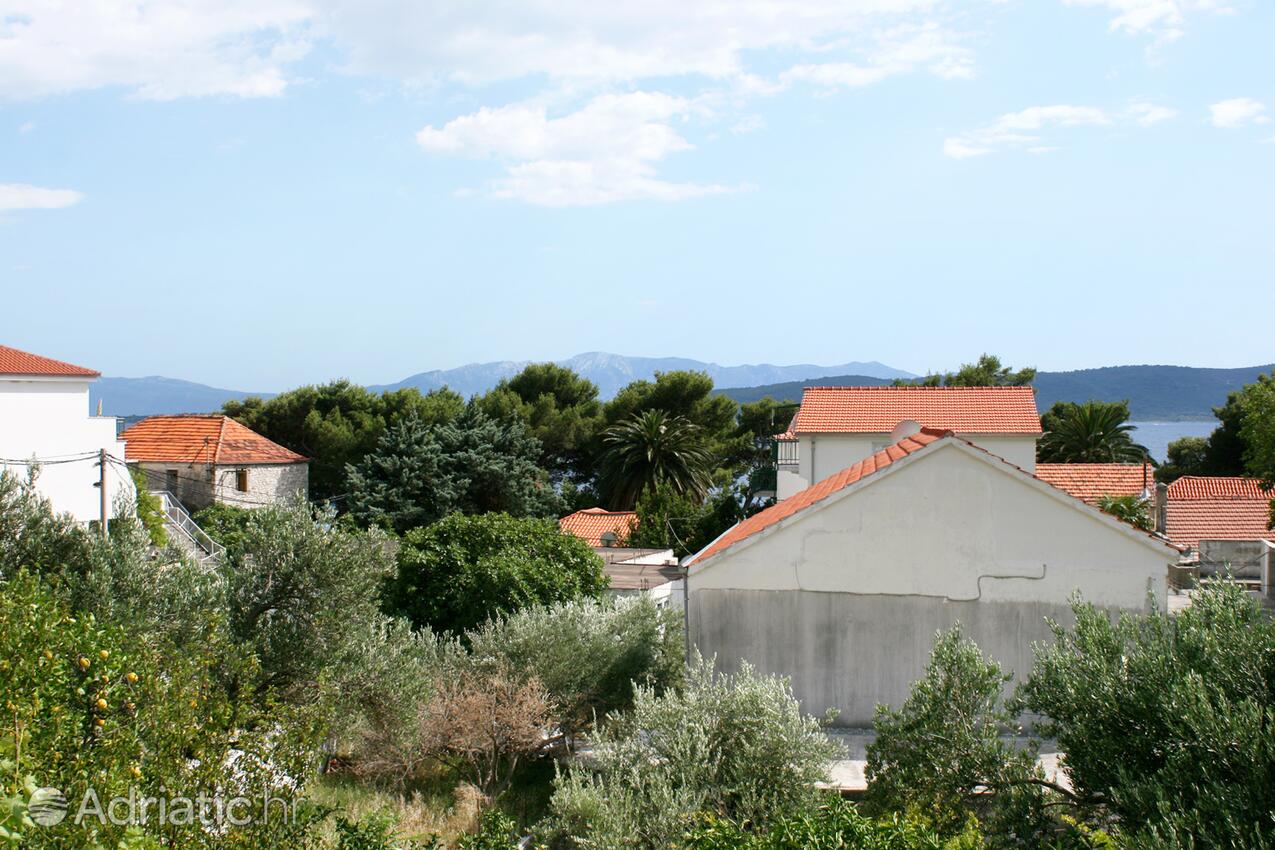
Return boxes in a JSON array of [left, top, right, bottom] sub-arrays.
[[597, 410, 715, 510], [1037, 399, 1148, 463], [898, 353, 1036, 388]]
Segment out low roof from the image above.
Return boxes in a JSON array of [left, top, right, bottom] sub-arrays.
[[1164, 476, 1274, 549], [690, 429, 1177, 567], [0, 344, 99, 378], [791, 386, 1042, 435], [559, 508, 637, 547], [1035, 463, 1155, 505], [119, 415, 306, 465]]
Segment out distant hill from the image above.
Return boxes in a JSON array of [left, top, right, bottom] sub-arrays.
[[371, 352, 913, 399], [91, 377, 273, 417], [718, 364, 1275, 422]]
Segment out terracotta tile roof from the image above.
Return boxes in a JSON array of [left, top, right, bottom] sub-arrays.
[[119, 415, 307, 465], [559, 508, 638, 547], [1035, 463, 1155, 505], [1163, 476, 1274, 549], [691, 428, 948, 564], [791, 386, 1041, 435], [0, 344, 99, 378], [1167, 476, 1270, 501]]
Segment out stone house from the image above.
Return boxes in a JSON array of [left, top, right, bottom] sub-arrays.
[[119, 415, 308, 511]]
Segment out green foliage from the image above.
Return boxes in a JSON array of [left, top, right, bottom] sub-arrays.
[[346, 408, 562, 534], [1017, 581, 1275, 847], [127, 468, 166, 546], [1095, 494, 1153, 531], [191, 501, 256, 560], [630, 484, 748, 558], [1204, 387, 1251, 476], [866, 627, 1036, 837], [597, 410, 715, 510], [456, 809, 519, 850], [898, 354, 1036, 388], [465, 596, 685, 743], [223, 499, 396, 700], [1238, 372, 1275, 499], [224, 380, 465, 502], [682, 799, 984, 850], [542, 655, 843, 850], [475, 364, 604, 482], [1037, 400, 1148, 463], [384, 513, 607, 635], [1157, 436, 1210, 483]]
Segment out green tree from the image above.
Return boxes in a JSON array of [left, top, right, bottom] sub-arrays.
[[383, 513, 608, 635], [1037, 400, 1148, 463], [899, 354, 1036, 388], [346, 407, 562, 534], [598, 410, 715, 510], [475, 363, 604, 482], [630, 483, 748, 558], [1096, 493, 1153, 530], [1203, 387, 1250, 475], [224, 380, 464, 502], [1157, 435, 1209, 483], [1237, 372, 1275, 528]]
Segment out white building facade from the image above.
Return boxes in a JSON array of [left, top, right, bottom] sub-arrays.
[[0, 345, 134, 525]]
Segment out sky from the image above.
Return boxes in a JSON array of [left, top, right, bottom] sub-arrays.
[[1, 0, 1273, 391]]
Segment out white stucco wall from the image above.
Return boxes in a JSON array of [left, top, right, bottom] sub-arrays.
[[0, 377, 135, 524], [690, 440, 1173, 724]]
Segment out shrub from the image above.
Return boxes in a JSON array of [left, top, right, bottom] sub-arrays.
[[465, 596, 684, 744], [1017, 581, 1275, 847], [541, 655, 843, 850], [384, 513, 607, 635]]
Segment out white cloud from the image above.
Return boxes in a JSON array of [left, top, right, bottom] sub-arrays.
[[0, 1, 311, 100], [1127, 102, 1178, 125], [1210, 97, 1269, 128], [779, 22, 974, 91], [17, 121, 34, 133], [944, 105, 1111, 157], [1062, 0, 1235, 44], [0, 184, 84, 212], [417, 92, 737, 206]]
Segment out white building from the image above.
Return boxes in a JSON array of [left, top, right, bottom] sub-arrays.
[[0, 344, 134, 525], [689, 428, 1178, 726], [775, 385, 1042, 500]]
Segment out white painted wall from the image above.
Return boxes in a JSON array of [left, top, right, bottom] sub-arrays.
[[690, 440, 1173, 723], [0, 377, 134, 524], [790, 431, 1037, 498]]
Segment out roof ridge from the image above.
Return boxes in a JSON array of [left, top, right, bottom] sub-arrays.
[[214, 415, 229, 465], [0, 343, 100, 378]]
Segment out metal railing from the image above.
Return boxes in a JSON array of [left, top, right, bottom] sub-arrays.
[[774, 439, 799, 467], [152, 490, 225, 564]]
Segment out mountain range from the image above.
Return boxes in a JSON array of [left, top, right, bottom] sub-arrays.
[[89, 354, 1273, 423]]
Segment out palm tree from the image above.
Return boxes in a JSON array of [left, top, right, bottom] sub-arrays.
[[597, 410, 714, 509], [1038, 400, 1149, 463]]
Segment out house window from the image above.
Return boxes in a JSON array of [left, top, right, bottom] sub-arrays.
[[236, 469, 249, 493], [165, 469, 178, 492]]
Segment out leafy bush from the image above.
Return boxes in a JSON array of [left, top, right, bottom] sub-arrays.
[[1095, 494, 1152, 531], [384, 513, 607, 635], [128, 467, 167, 546], [866, 626, 1040, 838], [1017, 581, 1275, 847], [542, 656, 842, 850], [465, 596, 684, 743]]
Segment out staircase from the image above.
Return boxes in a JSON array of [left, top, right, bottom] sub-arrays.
[[152, 491, 225, 565]]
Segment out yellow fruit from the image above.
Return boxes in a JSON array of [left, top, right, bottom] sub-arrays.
[[43, 650, 54, 661], [125, 672, 138, 684], [95, 698, 109, 711], [129, 765, 142, 779], [93, 717, 105, 727], [99, 650, 110, 660], [78, 657, 91, 670]]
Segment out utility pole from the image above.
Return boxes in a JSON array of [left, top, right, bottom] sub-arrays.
[[98, 448, 109, 539]]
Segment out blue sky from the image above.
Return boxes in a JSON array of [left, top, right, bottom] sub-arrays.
[[2, 0, 1272, 390]]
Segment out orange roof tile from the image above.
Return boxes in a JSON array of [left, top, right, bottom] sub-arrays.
[[559, 508, 638, 547], [0, 344, 99, 378], [1167, 476, 1270, 501], [791, 386, 1041, 435], [1163, 476, 1274, 549], [1035, 463, 1155, 505], [119, 415, 307, 465], [691, 428, 948, 564]]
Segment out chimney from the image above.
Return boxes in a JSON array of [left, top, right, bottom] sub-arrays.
[[1154, 482, 1168, 535]]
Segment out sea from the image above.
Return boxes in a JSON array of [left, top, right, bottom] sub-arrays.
[[1128, 421, 1217, 463]]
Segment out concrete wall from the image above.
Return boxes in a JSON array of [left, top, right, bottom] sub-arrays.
[[0, 377, 134, 524], [1199, 539, 1271, 580], [689, 441, 1172, 725], [794, 432, 1037, 495]]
